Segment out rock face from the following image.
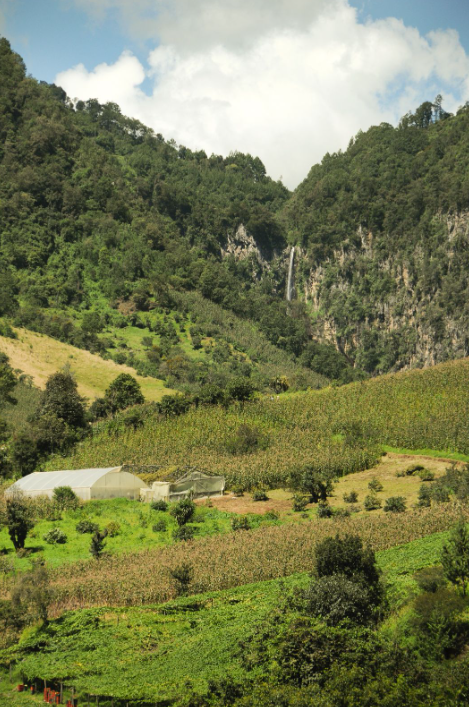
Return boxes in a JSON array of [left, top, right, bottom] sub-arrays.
[[303, 212, 469, 373], [220, 224, 268, 266]]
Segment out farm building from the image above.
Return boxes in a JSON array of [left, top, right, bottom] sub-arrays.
[[141, 469, 225, 503], [5, 467, 148, 501]]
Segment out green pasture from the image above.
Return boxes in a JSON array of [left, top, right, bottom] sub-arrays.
[[0, 497, 286, 572]]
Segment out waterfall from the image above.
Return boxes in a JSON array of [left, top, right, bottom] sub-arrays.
[[286, 246, 295, 301]]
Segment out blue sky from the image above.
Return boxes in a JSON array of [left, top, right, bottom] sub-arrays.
[[2, 0, 469, 186]]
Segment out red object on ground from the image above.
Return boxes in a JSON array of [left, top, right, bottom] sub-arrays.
[[17, 684, 24, 692], [44, 687, 50, 701]]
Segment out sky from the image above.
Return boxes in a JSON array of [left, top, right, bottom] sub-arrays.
[[2, 0, 469, 188]]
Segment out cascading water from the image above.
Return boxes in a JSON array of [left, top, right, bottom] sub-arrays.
[[286, 246, 295, 301]]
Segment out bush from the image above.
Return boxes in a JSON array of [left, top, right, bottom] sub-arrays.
[[150, 499, 168, 512], [432, 483, 451, 503], [343, 491, 358, 504], [52, 486, 79, 510], [172, 525, 195, 542], [314, 533, 382, 591], [367, 478, 383, 493], [105, 521, 121, 537], [293, 494, 309, 512], [414, 566, 446, 593], [152, 519, 167, 532], [231, 515, 251, 531], [303, 574, 378, 626], [334, 507, 351, 518], [417, 485, 431, 507], [384, 496, 406, 513], [75, 520, 99, 534], [317, 501, 333, 518], [231, 485, 245, 497], [412, 588, 466, 660], [170, 497, 196, 526], [225, 424, 268, 455], [264, 510, 280, 521], [406, 464, 425, 475], [364, 494, 382, 511], [252, 489, 269, 502], [170, 563, 194, 596], [43, 527, 67, 544], [418, 469, 435, 482]]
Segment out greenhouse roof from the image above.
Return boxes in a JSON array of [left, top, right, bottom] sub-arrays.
[[8, 467, 122, 492]]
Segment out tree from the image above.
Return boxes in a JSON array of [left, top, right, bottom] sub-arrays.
[[90, 528, 108, 560], [38, 370, 87, 429], [441, 521, 469, 596], [104, 373, 145, 412], [170, 563, 194, 596], [53, 486, 79, 510], [5, 494, 35, 551], [170, 497, 195, 526], [0, 353, 17, 408], [314, 534, 381, 596], [300, 466, 334, 503], [225, 377, 255, 406]]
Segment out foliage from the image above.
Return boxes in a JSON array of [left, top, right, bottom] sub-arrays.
[[364, 494, 382, 511], [53, 486, 79, 510], [292, 494, 309, 512], [316, 501, 333, 518], [441, 521, 469, 595], [75, 520, 99, 534], [302, 574, 379, 626], [231, 516, 251, 531], [225, 425, 268, 455], [170, 498, 196, 526], [5, 494, 35, 550], [343, 491, 358, 503], [43, 527, 67, 544], [90, 529, 108, 560], [105, 521, 121, 537], [170, 563, 194, 596], [152, 519, 167, 532], [383, 496, 406, 513], [104, 373, 145, 413], [367, 478, 383, 493], [173, 525, 195, 542], [252, 489, 269, 502], [296, 465, 334, 503], [150, 499, 168, 511]]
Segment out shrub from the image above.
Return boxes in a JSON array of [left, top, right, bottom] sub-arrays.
[[418, 469, 435, 482], [150, 499, 168, 512], [6, 496, 35, 551], [43, 527, 67, 545], [231, 516, 251, 531], [303, 574, 378, 626], [53, 486, 79, 510], [252, 489, 269, 502], [105, 373, 144, 412], [383, 496, 406, 513], [152, 519, 167, 532], [406, 464, 425, 475], [441, 521, 469, 595], [417, 485, 431, 507], [414, 566, 446, 593], [412, 588, 466, 660], [170, 563, 194, 596], [431, 484, 450, 503], [225, 424, 268, 455], [367, 478, 383, 493], [343, 491, 358, 503], [316, 501, 333, 518], [314, 533, 381, 590], [172, 525, 195, 542], [364, 494, 382, 511], [75, 520, 99, 534], [90, 529, 107, 560], [334, 507, 351, 518], [231, 485, 245, 497], [170, 498, 195, 526], [293, 494, 309, 512], [105, 521, 121, 537], [264, 510, 280, 521]]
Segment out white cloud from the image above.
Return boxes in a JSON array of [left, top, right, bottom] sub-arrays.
[[56, 1, 469, 187]]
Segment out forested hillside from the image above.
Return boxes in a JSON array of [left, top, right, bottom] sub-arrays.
[[283, 98, 469, 373], [3, 36, 469, 388]]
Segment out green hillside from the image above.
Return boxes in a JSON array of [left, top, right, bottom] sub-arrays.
[[49, 356, 469, 489]]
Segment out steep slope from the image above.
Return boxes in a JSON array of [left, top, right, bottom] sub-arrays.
[[283, 100, 469, 373]]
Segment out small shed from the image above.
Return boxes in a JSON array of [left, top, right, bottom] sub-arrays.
[[6, 467, 148, 501], [141, 469, 225, 503]]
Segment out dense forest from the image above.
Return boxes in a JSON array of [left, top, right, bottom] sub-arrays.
[[2, 36, 469, 388]]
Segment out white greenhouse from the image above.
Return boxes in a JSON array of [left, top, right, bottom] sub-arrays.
[[141, 469, 225, 503], [5, 467, 148, 501]]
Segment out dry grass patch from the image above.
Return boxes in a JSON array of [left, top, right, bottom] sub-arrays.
[[0, 328, 173, 402]]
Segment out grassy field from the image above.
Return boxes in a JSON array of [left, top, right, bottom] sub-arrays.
[[0, 328, 173, 401], [0, 526, 459, 705], [45, 356, 469, 489]]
